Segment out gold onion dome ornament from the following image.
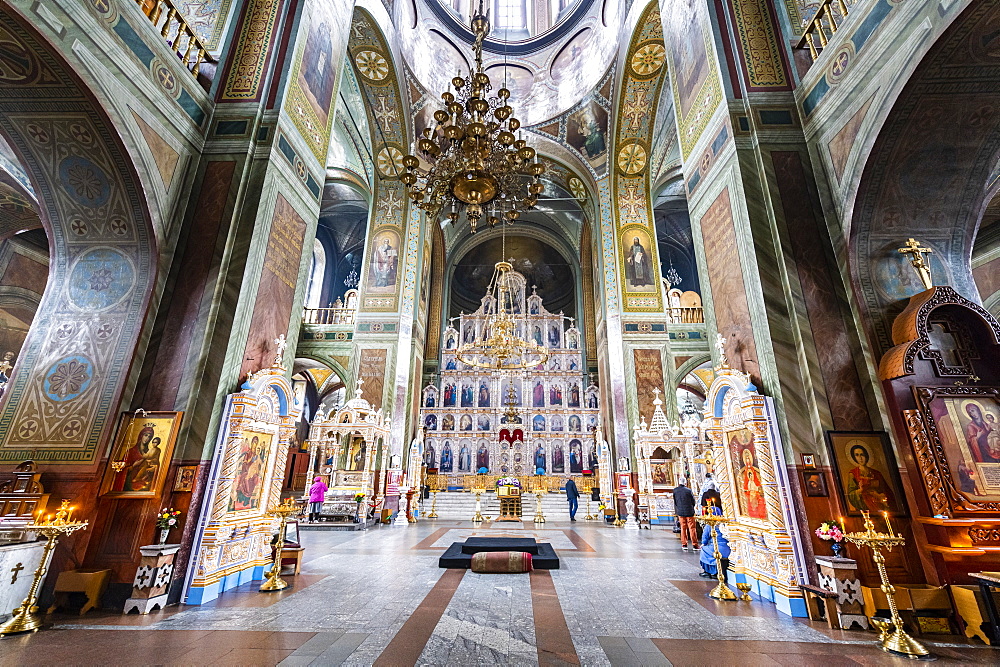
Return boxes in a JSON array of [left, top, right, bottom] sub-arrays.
[[456, 260, 548, 371], [401, 6, 545, 234]]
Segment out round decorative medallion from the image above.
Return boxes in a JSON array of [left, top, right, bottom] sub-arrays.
[[59, 156, 110, 208], [826, 42, 854, 84], [43, 354, 93, 402], [376, 145, 405, 177], [631, 42, 665, 76], [568, 177, 587, 201], [0, 35, 39, 84], [151, 59, 179, 98], [355, 50, 389, 81], [617, 143, 647, 175], [68, 247, 135, 312]]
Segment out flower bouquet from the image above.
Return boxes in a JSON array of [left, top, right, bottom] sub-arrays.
[[155, 508, 182, 544], [814, 520, 845, 558]]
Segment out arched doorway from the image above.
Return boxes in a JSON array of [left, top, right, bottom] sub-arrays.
[[0, 14, 157, 466], [0, 11, 159, 590]]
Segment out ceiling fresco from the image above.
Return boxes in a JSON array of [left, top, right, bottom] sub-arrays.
[[396, 0, 624, 125]]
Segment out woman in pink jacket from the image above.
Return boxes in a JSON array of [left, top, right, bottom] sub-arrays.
[[308, 476, 327, 522]]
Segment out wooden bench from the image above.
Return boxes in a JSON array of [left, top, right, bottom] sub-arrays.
[[48, 568, 111, 616], [280, 546, 304, 575], [800, 583, 840, 629]]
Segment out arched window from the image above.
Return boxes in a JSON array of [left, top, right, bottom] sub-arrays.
[[305, 239, 326, 309], [495, 0, 527, 30]]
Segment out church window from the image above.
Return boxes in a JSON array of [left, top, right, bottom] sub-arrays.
[[305, 239, 326, 309], [495, 0, 527, 30]]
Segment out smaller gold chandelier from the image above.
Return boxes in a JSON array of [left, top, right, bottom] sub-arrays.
[[401, 3, 545, 234], [456, 261, 549, 370]]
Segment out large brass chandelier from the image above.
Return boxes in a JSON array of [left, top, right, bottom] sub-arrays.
[[401, 3, 545, 234], [456, 260, 549, 370]]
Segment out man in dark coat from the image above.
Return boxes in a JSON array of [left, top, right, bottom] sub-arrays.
[[565, 477, 580, 521], [672, 478, 697, 550]]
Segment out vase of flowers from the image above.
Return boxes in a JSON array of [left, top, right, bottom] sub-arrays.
[[156, 508, 182, 545], [815, 520, 845, 558]]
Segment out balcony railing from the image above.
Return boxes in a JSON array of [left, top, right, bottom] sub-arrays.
[[667, 307, 704, 325], [303, 307, 356, 326], [796, 0, 854, 61], [134, 0, 213, 79]]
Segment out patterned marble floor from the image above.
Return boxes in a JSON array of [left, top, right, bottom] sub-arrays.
[[2, 519, 997, 665]]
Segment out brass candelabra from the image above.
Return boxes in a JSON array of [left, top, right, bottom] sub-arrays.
[[260, 499, 299, 592], [844, 511, 930, 659], [472, 489, 486, 522], [427, 491, 439, 519], [0, 500, 89, 636], [584, 498, 595, 520], [699, 510, 737, 601], [533, 488, 546, 524]]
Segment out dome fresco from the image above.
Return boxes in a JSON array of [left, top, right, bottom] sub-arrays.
[[398, 0, 622, 126]]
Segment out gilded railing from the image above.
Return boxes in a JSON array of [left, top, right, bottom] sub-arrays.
[[667, 306, 704, 324], [427, 473, 598, 494], [303, 307, 356, 325], [796, 0, 854, 62], [134, 0, 212, 78]]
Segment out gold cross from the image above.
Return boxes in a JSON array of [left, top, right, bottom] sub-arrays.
[[897, 238, 934, 291], [10, 562, 24, 584]]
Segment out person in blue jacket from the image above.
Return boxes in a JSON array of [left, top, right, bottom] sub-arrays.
[[699, 506, 731, 578]]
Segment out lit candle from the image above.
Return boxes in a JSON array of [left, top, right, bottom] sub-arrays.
[[882, 511, 893, 537]]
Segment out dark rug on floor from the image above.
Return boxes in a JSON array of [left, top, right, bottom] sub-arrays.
[[439, 537, 559, 569]]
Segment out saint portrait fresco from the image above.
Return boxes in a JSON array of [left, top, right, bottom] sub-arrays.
[[827, 431, 906, 516], [728, 428, 767, 521], [367, 230, 399, 291], [622, 228, 657, 291], [101, 411, 182, 498], [917, 390, 1000, 502], [228, 429, 274, 513]]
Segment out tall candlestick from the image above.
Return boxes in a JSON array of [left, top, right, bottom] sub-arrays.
[[882, 511, 893, 537]]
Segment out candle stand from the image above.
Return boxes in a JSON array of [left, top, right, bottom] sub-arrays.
[[472, 489, 486, 523], [533, 488, 546, 524], [0, 500, 89, 636], [700, 511, 737, 601], [427, 491, 439, 519], [584, 498, 595, 520], [260, 499, 299, 592], [844, 511, 930, 659]]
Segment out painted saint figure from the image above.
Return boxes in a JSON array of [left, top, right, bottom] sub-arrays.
[[569, 439, 582, 473], [230, 435, 266, 511], [738, 448, 767, 519], [372, 237, 398, 287], [625, 236, 653, 287], [569, 384, 580, 407], [552, 445, 565, 473], [845, 442, 896, 513], [440, 443, 453, 472], [459, 445, 471, 472], [478, 381, 490, 407], [964, 403, 1000, 463], [534, 445, 546, 472], [477, 442, 489, 471], [533, 381, 545, 407], [443, 383, 455, 406], [112, 424, 155, 492]]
